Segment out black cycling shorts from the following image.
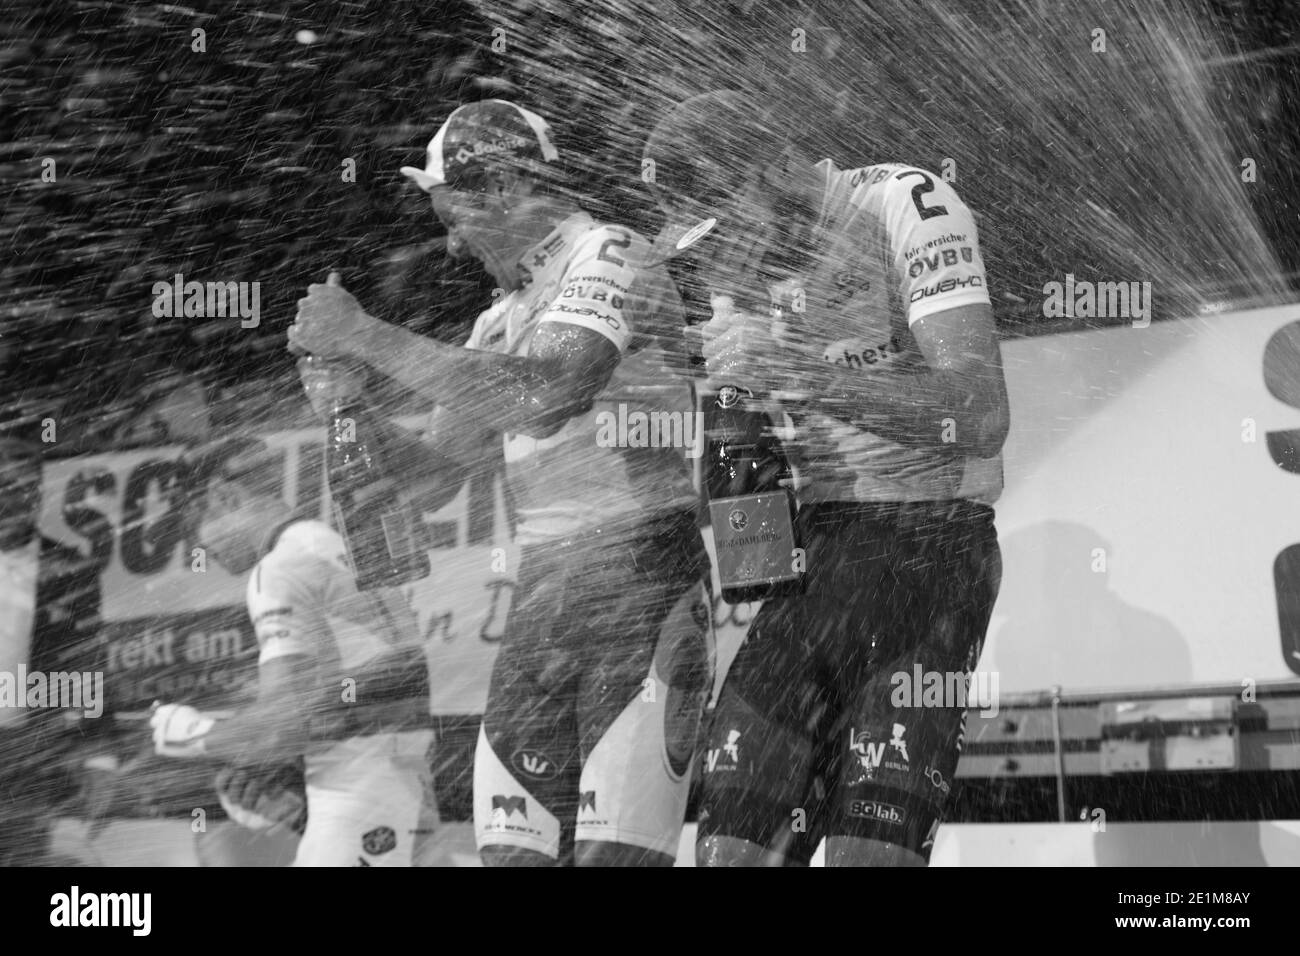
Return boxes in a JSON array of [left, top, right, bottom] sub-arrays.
[[697, 499, 1001, 863], [475, 510, 714, 860]]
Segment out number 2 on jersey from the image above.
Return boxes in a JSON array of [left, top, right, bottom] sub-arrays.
[[597, 233, 633, 267], [895, 170, 949, 221]]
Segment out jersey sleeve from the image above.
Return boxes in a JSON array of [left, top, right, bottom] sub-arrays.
[[879, 169, 991, 325], [246, 554, 325, 665], [463, 297, 508, 352], [462, 313, 487, 351], [537, 225, 642, 352]]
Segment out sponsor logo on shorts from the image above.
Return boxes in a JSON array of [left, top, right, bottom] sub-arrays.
[[488, 794, 544, 838], [846, 799, 907, 825], [849, 723, 910, 774], [922, 765, 951, 796], [512, 749, 558, 781], [577, 790, 609, 827], [361, 826, 397, 856], [704, 729, 742, 773], [491, 794, 527, 818]]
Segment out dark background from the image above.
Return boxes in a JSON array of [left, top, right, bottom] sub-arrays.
[[3, 0, 1297, 453]]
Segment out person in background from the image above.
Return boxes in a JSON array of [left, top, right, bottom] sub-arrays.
[[290, 100, 714, 866], [148, 437, 436, 867], [0, 412, 113, 866]]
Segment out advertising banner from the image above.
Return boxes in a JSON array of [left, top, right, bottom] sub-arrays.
[[36, 304, 1300, 720]]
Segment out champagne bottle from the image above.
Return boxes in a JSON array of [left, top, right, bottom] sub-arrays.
[[305, 356, 432, 591], [703, 386, 804, 604]]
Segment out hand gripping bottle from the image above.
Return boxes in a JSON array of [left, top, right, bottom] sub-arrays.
[[697, 294, 805, 605], [300, 355, 431, 591]]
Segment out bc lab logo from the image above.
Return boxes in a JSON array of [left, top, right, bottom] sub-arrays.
[[846, 800, 906, 825], [728, 509, 749, 532], [512, 749, 558, 781]]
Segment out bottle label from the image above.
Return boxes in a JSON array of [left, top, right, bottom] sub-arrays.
[[331, 499, 359, 576], [379, 507, 419, 560], [709, 491, 800, 588]]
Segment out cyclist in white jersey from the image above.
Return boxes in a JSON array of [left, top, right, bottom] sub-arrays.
[[150, 438, 435, 866], [288, 100, 713, 867], [642, 91, 1010, 867]]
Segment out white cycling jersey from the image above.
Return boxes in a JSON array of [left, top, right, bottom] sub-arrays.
[[459, 211, 699, 546], [247, 519, 433, 866], [767, 160, 1003, 505]]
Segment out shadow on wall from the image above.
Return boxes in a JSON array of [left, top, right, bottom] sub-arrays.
[[991, 521, 1191, 692]]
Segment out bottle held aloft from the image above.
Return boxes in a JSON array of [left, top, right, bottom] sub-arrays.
[[703, 384, 804, 605], [301, 355, 431, 591]]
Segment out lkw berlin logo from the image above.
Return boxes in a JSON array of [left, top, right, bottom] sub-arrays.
[[704, 729, 742, 772], [849, 723, 911, 774]]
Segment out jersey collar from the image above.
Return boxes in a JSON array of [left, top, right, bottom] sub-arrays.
[[515, 211, 595, 287], [257, 508, 316, 560]]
